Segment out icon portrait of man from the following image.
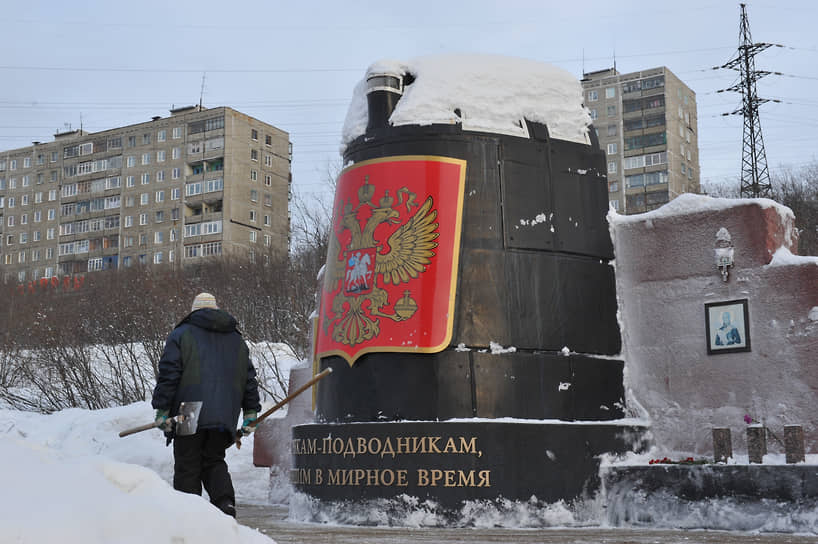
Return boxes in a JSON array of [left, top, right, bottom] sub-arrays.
[[715, 310, 741, 346]]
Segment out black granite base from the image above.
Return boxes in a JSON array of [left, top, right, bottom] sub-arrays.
[[603, 464, 818, 502], [292, 420, 648, 509]]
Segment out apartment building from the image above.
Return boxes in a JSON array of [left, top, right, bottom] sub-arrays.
[[581, 67, 700, 215], [0, 106, 291, 284]]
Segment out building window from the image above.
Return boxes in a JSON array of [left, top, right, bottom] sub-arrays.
[[172, 147, 180, 160], [155, 231, 164, 244], [172, 127, 182, 139], [142, 153, 150, 165], [139, 213, 147, 226], [264, 214, 271, 226], [157, 150, 166, 162], [251, 129, 258, 140], [141, 193, 149, 205], [155, 210, 164, 223], [249, 210, 256, 222], [607, 124, 617, 137], [264, 174, 272, 186], [249, 231, 257, 243], [251, 149, 258, 161], [607, 105, 616, 117], [157, 129, 166, 142], [141, 173, 150, 185], [185, 182, 203, 196], [605, 87, 616, 99], [265, 134, 272, 146], [265, 154, 273, 167], [609, 199, 620, 211], [127, 136, 137, 147], [264, 234, 271, 247], [143, 134, 151, 145], [125, 216, 133, 227], [171, 188, 180, 200], [127, 156, 136, 168], [156, 190, 165, 203], [172, 168, 180, 180], [156, 170, 165, 182], [589, 109, 598, 120], [608, 161, 617, 174], [588, 90, 598, 102], [250, 170, 257, 182], [154, 252, 163, 264], [48, 209, 56, 221], [607, 143, 617, 155], [250, 189, 258, 202]]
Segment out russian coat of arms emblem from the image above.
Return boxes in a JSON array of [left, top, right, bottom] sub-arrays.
[[315, 156, 467, 365]]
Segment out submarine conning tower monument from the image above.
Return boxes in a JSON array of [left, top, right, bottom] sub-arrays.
[[292, 54, 648, 510]]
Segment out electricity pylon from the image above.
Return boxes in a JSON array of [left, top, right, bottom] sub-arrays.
[[718, 3, 779, 198]]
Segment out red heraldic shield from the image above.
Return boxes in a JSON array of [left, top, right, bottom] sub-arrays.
[[316, 156, 467, 366]]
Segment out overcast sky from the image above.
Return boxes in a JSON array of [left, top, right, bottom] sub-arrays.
[[1, 0, 816, 203]]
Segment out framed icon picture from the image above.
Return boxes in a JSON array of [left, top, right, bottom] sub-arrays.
[[705, 299, 751, 355]]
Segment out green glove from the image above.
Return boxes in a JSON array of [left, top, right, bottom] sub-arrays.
[[240, 411, 258, 436], [155, 409, 173, 432]]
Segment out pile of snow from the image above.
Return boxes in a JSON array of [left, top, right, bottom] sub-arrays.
[[342, 54, 592, 150], [610, 193, 794, 226], [0, 402, 277, 543], [766, 246, 818, 267]]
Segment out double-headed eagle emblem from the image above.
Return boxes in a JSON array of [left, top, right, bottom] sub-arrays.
[[323, 176, 440, 346]]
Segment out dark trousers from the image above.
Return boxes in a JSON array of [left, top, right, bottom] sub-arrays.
[[173, 429, 235, 512]]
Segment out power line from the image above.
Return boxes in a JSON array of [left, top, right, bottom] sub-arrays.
[[0, 65, 361, 74]]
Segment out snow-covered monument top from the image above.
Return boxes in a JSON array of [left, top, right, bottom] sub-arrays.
[[341, 54, 593, 150]]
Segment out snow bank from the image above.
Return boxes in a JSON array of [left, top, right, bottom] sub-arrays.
[[342, 54, 591, 151], [0, 404, 274, 543], [0, 401, 287, 542]]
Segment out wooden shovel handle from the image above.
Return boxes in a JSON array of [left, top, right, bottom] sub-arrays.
[[231, 367, 333, 450], [119, 421, 159, 437]]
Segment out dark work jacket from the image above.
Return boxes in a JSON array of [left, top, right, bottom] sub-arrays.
[[151, 308, 261, 432]]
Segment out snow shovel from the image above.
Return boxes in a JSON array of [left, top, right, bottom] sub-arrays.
[[230, 367, 333, 450], [118, 401, 203, 438]]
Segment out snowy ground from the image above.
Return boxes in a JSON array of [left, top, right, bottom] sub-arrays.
[[0, 402, 278, 543], [3, 402, 817, 542]]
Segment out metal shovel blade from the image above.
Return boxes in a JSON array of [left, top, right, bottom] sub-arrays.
[[175, 401, 203, 436]]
